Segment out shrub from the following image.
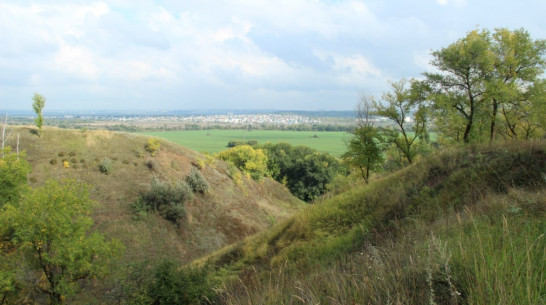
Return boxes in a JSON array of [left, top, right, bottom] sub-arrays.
[[58, 152, 65, 157], [99, 158, 112, 175], [145, 159, 158, 171], [186, 168, 210, 193], [145, 138, 161, 156], [148, 260, 214, 305], [68, 151, 77, 157], [50, 159, 57, 165], [135, 178, 193, 224], [122, 159, 129, 165], [217, 145, 268, 180]]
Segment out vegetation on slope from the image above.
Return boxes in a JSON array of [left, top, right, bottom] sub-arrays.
[[200, 141, 545, 304], [1, 126, 303, 304]]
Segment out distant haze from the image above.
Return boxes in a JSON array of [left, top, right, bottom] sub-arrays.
[[1, 0, 545, 111]]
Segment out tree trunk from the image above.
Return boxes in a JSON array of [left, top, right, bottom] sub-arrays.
[[489, 98, 498, 142]]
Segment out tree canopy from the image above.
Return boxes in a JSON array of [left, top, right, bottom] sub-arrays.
[[32, 93, 46, 138], [1, 179, 123, 304]]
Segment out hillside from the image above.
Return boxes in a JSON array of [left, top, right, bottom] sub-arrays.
[[11, 126, 303, 264], [201, 141, 545, 305]]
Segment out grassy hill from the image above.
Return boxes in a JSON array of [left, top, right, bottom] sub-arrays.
[[5, 126, 545, 304], [200, 141, 545, 305], [12, 126, 303, 265]]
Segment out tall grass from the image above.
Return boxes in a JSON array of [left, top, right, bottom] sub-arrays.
[[218, 190, 545, 305], [212, 142, 545, 305]]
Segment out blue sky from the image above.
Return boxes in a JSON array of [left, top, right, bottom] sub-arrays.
[[1, 0, 544, 111]]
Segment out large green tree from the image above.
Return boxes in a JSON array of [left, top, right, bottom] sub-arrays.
[[32, 93, 46, 138], [262, 143, 344, 202], [373, 79, 427, 164], [1, 179, 123, 304], [426, 28, 545, 143], [489, 28, 546, 140], [425, 29, 493, 143]]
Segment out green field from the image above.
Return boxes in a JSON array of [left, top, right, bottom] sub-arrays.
[[137, 130, 352, 157]]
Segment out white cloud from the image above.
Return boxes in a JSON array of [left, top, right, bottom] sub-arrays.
[[0, 0, 544, 110]]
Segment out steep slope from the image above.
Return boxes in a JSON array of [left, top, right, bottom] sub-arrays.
[[202, 142, 545, 304], [12, 126, 303, 263]]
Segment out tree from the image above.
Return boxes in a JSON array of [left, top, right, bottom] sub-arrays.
[[489, 28, 546, 140], [32, 93, 46, 138], [373, 79, 427, 164], [217, 145, 268, 180], [342, 126, 384, 182], [0, 147, 30, 206], [262, 143, 344, 202], [425, 29, 493, 143], [1, 179, 123, 304]]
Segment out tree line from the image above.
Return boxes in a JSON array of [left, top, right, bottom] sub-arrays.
[[344, 28, 545, 182]]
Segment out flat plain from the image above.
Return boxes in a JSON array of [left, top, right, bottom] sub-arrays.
[[137, 129, 352, 156]]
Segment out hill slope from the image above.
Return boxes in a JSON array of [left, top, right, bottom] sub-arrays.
[[202, 142, 545, 305], [12, 126, 303, 263]]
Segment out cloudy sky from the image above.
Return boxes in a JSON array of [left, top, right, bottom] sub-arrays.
[[1, 0, 544, 111]]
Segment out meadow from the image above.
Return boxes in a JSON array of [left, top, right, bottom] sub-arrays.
[[137, 129, 352, 156]]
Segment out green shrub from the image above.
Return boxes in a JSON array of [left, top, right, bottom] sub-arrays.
[[50, 159, 57, 165], [148, 260, 214, 305], [68, 151, 76, 157], [99, 158, 112, 175], [186, 168, 210, 193], [135, 178, 193, 223], [58, 152, 65, 157]]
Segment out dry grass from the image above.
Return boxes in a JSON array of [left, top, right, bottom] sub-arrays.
[[8, 126, 303, 266]]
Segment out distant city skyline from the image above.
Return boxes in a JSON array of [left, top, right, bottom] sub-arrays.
[[1, 0, 545, 111]]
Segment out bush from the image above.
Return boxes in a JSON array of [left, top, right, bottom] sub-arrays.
[[186, 168, 210, 193], [217, 145, 268, 180], [99, 158, 112, 175], [135, 178, 193, 223], [50, 159, 57, 165], [148, 260, 214, 305], [145, 138, 161, 156], [145, 159, 158, 171]]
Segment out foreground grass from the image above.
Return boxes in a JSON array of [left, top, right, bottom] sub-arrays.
[[137, 129, 352, 157], [200, 141, 545, 305]]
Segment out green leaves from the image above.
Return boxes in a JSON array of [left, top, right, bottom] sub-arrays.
[[0, 147, 30, 206], [31, 93, 46, 138], [426, 28, 545, 142], [1, 179, 123, 303], [342, 126, 384, 182]]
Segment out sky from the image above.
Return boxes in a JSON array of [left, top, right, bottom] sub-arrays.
[[0, 0, 545, 112]]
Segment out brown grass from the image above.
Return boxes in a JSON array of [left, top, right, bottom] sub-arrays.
[[9, 126, 304, 265]]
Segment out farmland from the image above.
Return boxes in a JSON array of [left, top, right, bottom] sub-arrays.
[[138, 129, 352, 156]]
